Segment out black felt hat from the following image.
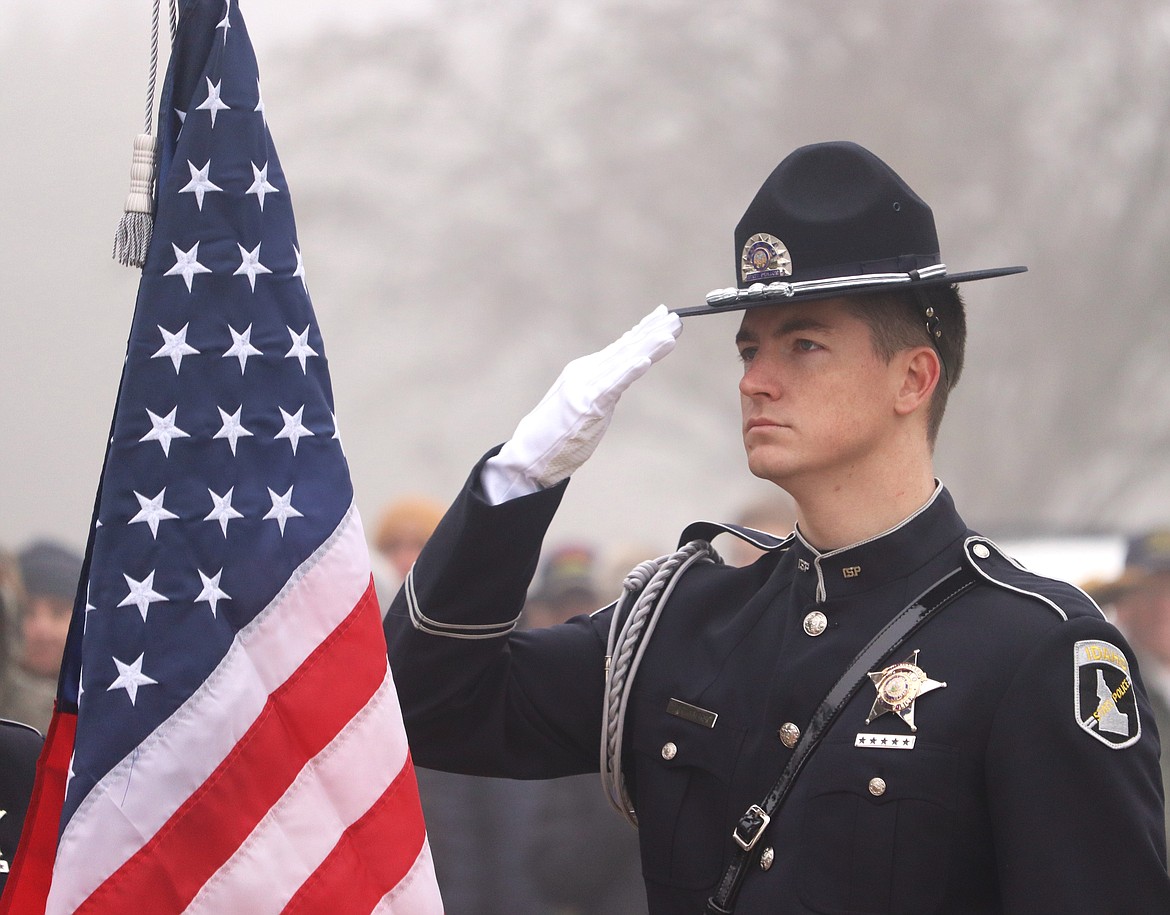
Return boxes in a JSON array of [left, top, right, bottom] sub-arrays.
[[675, 141, 1025, 317]]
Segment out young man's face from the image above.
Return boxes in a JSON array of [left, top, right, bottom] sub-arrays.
[[735, 297, 913, 490]]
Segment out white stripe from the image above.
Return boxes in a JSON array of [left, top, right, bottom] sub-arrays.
[[372, 841, 444, 915], [184, 670, 411, 913], [47, 504, 372, 914]]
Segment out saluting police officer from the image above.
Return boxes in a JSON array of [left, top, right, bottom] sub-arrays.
[[385, 141, 1170, 913]]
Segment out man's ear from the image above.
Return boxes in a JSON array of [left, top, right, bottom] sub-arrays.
[[893, 346, 941, 417]]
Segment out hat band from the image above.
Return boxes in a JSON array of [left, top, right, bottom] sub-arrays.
[[706, 263, 949, 308]]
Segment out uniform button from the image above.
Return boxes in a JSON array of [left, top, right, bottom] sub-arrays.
[[802, 610, 828, 637], [759, 846, 774, 871], [661, 742, 677, 760], [778, 722, 801, 748], [868, 777, 887, 797], [972, 542, 991, 559]]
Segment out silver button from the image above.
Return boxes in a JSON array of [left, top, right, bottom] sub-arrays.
[[868, 777, 887, 797], [972, 543, 991, 559], [778, 722, 801, 748], [759, 846, 774, 871], [803, 610, 828, 637], [661, 741, 677, 760]]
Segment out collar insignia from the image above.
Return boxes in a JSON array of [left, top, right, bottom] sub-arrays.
[[741, 233, 792, 283], [866, 650, 946, 732]]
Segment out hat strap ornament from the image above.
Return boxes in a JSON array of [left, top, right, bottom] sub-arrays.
[[705, 263, 949, 308]]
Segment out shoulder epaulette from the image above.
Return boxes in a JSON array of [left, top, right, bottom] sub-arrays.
[[677, 520, 795, 553], [961, 536, 1106, 622]]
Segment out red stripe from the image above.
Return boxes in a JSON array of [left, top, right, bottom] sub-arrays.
[[78, 581, 387, 911], [283, 755, 429, 913], [0, 706, 76, 915]]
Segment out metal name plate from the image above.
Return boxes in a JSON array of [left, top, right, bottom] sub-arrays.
[[667, 698, 718, 729]]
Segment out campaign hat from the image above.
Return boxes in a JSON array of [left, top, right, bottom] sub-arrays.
[[1084, 530, 1170, 605], [675, 141, 1025, 317]]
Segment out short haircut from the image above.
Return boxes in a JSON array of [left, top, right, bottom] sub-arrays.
[[843, 284, 966, 444]]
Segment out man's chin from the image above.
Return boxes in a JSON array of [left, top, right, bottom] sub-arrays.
[[745, 451, 796, 487]]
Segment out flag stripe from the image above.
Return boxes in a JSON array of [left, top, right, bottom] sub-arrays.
[[370, 842, 445, 915], [82, 578, 387, 910], [186, 679, 422, 913], [282, 757, 435, 914], [47, 505, 371, 914]]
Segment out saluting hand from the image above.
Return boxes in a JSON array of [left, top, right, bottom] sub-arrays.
[[481, 305, 683, 504]]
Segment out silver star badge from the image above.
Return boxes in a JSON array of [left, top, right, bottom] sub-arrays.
[[865, 650, 946, 732]]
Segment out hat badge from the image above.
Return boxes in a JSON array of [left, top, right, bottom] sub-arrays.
[[741, 233, 792, 284]]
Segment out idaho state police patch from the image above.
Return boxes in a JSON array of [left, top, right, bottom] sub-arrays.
[[1074, 639, 1140, 749]]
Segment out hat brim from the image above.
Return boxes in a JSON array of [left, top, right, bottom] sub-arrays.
[[672, 265, 1026, 318]]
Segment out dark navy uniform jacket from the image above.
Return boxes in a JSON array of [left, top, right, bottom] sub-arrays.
[[385, 454, 1170, 914]]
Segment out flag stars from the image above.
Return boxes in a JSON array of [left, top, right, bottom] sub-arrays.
[[129, 488, 179, 539], [196, 569, 231, 617], [197, 76, 231, 128], [117, 571, 168, 622], [205, 487, 244, 536], [107, 654, 158, 706], [216, 0, 231, 44], [275, 405, 314, 455], [179, 160, 223, 211], [140, 407, 190, 457], [255, 78, 266, 126], [264, 485, 303, 535], [223, 323, 262, 373], [246, 161, 278, 210], [293, 245, 307, 292], [152, 323, 199, 374], [165, 242, 212, 292], [234, 242, 272, 292], [214, 405, 253, 455], [285, 325, 318, 373]]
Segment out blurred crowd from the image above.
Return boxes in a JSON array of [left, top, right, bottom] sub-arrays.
[[2, 498, 1167, 907]]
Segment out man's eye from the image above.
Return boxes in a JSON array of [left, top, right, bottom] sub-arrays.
[[737, 347, 757, 364], [795, 339, 821, 352]]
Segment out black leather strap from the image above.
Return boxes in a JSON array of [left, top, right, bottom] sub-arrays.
[[705, 565, 979, 914]]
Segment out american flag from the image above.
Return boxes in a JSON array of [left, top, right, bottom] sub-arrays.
[[1, 1, 442, 911]]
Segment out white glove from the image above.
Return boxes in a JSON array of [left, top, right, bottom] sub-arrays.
[[482, 305, 683, 504]]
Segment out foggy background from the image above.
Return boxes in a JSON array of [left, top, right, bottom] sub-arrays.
[[2, 0, 1167, 583]]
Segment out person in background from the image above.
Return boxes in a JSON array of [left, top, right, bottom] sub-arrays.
[[522, 545, 648, 915], [371, 496, 445, 611], [0, 548, 47, 891], [379, 497, 544, 912], [1087, 528, 1170, 864], [0, 539, 81, 735]]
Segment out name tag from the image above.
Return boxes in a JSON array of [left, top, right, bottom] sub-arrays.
[[667, 698, 718, 729]]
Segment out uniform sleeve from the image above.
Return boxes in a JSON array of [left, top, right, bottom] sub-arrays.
[[383, 449, 612, 779], [986, 614, 1170, 911]]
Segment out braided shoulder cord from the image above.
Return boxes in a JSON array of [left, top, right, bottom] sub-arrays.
[[600, 539, 721, 827]]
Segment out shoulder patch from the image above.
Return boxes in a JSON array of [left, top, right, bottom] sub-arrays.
[[962, 536, 1106, 622], [1073, 639, 1141, 749]]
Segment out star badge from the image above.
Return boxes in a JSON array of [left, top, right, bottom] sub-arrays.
[[865, 650, 946, 732]]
